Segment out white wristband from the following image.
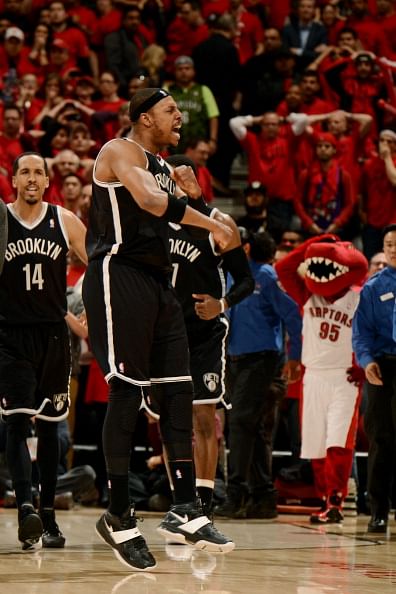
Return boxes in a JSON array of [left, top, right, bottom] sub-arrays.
[[219, 298, 226, 313]]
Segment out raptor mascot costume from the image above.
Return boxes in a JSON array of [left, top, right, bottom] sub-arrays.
[[276, 235, 368, 523]]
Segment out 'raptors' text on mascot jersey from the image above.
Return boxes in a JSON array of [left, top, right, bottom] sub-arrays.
[[276, 235, 368, 524]]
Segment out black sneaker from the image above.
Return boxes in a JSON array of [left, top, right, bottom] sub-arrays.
[[245, 497, 278, 519], [367, 517, 388, 533], [157, 500, 235, 553], [40, 509, 66, 548], [214, 498, 246, 519], [18, 504, 43, 550], [310, 506, 344, 524], [96, 506, 156, 571]]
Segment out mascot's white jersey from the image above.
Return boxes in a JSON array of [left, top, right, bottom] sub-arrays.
[[302, 290, 360, 369]]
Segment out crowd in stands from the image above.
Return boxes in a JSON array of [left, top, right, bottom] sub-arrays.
[[1, 0, 396, 516]]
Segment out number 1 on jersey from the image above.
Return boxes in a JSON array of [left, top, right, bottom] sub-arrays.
[[23, 263, 44, 291], [171, 262, 179, 287]]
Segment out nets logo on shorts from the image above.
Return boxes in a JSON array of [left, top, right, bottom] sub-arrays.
[[203, 373, 219, 393], [53, 393, 68, 411]]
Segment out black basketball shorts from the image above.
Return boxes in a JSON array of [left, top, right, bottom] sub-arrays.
[[83, 258, 192, 388], [0, 321, 71, 421], [189, 317, 230, 407]]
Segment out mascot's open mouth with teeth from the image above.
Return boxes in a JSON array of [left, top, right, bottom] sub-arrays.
[[303, 240, 367, 298]]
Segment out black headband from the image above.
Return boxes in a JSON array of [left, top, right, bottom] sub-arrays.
[[130, 89, 170, 122]]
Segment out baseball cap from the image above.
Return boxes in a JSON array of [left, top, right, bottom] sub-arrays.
[[354, 53, 373, 64], [243, 181, 266, 196], [51, 38, 70, 52], [76, 75, 95, 87], [174, 55, 194, 67], [315, 132, 338, 148], [5, 27, 24, 42]]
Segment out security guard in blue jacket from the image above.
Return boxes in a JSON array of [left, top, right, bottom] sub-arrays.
[[352, 223, 396, 534], [215, 231, 302, 518]]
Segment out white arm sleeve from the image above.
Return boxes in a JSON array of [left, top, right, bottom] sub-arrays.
[[229, 115, 254, 141]]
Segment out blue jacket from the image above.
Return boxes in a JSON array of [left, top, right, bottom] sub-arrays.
[[352, 266, 396, 368], [227, 261, 302, 360]]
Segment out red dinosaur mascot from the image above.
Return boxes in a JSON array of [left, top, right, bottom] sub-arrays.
[[275, 235, 368, 523]]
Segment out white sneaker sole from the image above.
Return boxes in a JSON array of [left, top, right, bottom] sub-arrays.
[[157, 527, 235, 553]]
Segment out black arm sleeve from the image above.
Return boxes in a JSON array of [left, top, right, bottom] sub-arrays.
[[187, 194, 212, 216], [222, 246, 254, 307], [182, 197, 211, 240]]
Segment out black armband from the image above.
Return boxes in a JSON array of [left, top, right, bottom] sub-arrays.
[[222, 245, 254, 307], [187, 194, 212, 216], [161, 193, 187, 223]]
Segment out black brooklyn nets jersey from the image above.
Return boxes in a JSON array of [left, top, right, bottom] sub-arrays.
[[0, 203, 68, 325], [169, 212, 226, 333], [87, 139, 177, 278]]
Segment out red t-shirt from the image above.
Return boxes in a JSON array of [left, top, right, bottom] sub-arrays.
[[240, 128, 297, 201], [361, 155, 396, 228], [234, 10, 264, 65]]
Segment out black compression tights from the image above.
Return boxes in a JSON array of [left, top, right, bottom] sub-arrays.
[[102, 379, 141, 515], [103, 378, 142, 475], [5, 416, 59, 508], [35, 419, 59, 509], [6, 414, 32, 507]]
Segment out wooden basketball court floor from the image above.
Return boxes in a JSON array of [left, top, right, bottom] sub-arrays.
[[1, 507, 395, 594]]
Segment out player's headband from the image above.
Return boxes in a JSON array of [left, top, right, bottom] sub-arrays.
[[130, 89, 170, 122]]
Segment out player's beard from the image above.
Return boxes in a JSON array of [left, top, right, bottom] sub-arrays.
[[246, 204, 265, 216]]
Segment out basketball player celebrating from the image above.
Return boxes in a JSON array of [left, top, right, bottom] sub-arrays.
[[166, 155, 254, 519], [0, 152, 87, 550], [82, 88, 234, 572]]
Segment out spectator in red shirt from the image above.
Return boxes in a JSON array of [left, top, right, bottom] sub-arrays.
[[184, 139, 214, 202], [48, 0, 97, 78], [63, 0, 97, 37], [300, 69, 336, 115], [91, 0, 122, 50], [165, 0, 209, 74], [15, 73, 44, 132], [293, 132, 355, 237], [276, 83, 304, 117], [322, 52, 395, 135], [45, 38, 74, 78], [345, 0, 382, 54], [376, 0, 396, 60], [360, 129, 396, 258], [0, 26, 42, 88], [297, 108, 373, 194], [320, 3, 347, 46], [230, 111, 300, 240], [230, 0, 265, 64], [0, 105, 36, 179]]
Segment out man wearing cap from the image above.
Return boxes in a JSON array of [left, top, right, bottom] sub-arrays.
[[0, 26, 42, 82], [236, 181, 268, 233], [293, 132, 355, 237], [165, 55, 219, 153], [48, 1, 95, 77], [82, 88, 235, 571], [230, 111, 300, 241]]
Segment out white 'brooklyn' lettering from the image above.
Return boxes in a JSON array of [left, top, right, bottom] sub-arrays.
[[169, 237, 201, 262], [5, 238, 64, 262], [155, 172, 177, 193]]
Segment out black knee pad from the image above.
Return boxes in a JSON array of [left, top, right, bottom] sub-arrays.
[[159, 382, 193, 459]]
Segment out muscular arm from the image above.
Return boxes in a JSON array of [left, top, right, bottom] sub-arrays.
[[193, 215, 254, 320], [95, 139, 232, 249], [60, 208, 88, 265]]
